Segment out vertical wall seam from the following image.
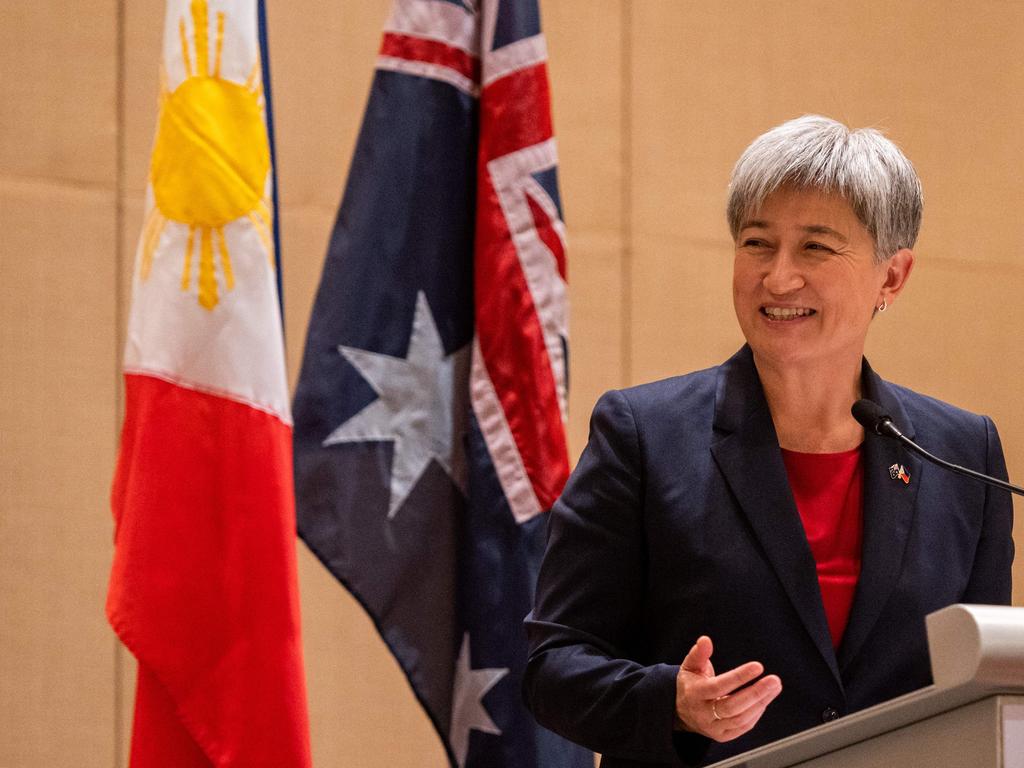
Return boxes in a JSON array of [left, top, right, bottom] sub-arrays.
[[113, 0, 127, 765], [620, 0, 633, 388]]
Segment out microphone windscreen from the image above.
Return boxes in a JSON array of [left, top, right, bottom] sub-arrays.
[[851, 399, 889, 432]]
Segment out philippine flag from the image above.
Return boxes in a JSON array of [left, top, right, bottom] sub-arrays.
[[106, 1, 311, 766]]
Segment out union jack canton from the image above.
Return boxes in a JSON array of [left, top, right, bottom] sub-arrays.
[[292, 1, 592, 766]]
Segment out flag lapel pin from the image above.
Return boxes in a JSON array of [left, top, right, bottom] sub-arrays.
[[889, 463, 911, 484]]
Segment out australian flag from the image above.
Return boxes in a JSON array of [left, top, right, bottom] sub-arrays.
[[292, 1, 592, 766]]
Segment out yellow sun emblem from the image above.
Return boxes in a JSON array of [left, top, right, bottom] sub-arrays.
[[139, 0, 273, 310]]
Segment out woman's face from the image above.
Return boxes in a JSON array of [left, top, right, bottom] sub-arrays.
[[732, 186, 911, 371]]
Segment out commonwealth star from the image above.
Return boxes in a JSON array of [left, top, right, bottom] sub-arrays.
[[322, 291, 470, 518]]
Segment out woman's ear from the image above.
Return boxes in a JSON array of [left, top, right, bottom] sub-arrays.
[[879, 248, 915, 306]]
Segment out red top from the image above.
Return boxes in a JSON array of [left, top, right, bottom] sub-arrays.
[[781, 446, 864, 650]]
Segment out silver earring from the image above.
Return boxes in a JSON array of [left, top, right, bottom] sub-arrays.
[[878, 299, 888, 312]]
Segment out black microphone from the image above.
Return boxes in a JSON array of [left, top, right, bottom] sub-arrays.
[[851, 399, 1024, 497]]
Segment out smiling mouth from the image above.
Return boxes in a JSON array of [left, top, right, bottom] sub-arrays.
[[761, 306, 816, 321]]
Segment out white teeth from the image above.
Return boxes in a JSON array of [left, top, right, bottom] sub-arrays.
[[763, 307, 813, 320]]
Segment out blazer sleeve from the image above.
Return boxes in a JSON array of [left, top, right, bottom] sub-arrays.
[[523, 389, 698, 765], [960, 416, 1015, 604]]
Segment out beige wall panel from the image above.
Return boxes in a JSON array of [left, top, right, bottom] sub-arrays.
[[269, 0, 392, 212], [542, 0, 626, 458], [544, 0, 625, 232], [0, 2, 117, 185], [116, 641, 135, 768], [565, 232, 628, 459], [122, 0, 164, 197], [0, 180, 118, 765], [280, 208, 334, 386], [627, 231, 743, 385]]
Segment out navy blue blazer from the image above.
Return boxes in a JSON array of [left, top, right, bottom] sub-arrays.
[[524, 346, 1013, 767]]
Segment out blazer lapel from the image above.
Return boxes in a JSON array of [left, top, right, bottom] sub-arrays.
[[709, 347, 841, 686], [837, 360, 922, 674]]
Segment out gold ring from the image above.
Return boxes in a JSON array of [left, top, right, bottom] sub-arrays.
[[712, 698, 723, 721]]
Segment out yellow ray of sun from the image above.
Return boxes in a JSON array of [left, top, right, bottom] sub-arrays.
[[178, 18, 193, 78], [247, 211, 274, 264], [245, 61, 260, 90], [193, 0, 209, 78], [214, 12, 225, 78], [215, 226, 235, 290], [144, 0, 273, 311], [198, 226, 218, 310], [140, 209, 166, 280], [182, 226, 195, 291], [249, 199, 274, 261]]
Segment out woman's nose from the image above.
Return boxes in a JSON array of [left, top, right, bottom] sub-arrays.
[[762, 250, 805, 295]]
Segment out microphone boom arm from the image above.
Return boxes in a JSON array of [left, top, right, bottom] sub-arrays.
[[878, 418, 1024, 498]]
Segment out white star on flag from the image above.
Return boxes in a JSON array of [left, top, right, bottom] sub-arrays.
[[322, 291, 471, 519], [449, 632, 509, 767]]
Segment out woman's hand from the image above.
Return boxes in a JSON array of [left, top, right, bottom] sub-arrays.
[[674, 635, 782, 742]]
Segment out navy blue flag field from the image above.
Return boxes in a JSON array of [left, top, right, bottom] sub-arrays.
[[291, 1, 592, 766]]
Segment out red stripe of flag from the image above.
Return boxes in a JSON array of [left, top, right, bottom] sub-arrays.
[[379, 32, 480, 82], [478, 64, 554, 162], [526, 191, 566, 279], [475, 172, 569, 511]]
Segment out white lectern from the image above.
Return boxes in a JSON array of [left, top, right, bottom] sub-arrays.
[[709, 605, 1024, 768]]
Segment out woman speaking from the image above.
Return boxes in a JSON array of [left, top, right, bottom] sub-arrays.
[[522, 115, 1014, 767]]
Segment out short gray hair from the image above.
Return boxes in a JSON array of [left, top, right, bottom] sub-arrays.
[[726, 115, 923, 262]]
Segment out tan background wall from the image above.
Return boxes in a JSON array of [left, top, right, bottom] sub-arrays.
[[1, 1, 1021, 765]]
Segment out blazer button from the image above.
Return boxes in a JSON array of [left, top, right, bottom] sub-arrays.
[[821, 707, 840, 723]]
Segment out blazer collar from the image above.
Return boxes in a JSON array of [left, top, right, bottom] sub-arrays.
[[710, 346, 841, 685], [709, 348, 922, 684], [837, 359, 921, 674]]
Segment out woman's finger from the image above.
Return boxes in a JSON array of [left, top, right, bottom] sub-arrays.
[[680, 635, 714, 675], [711, 689, 779, 742], [693, 660, 765, 700], [711, 674, 782, 720]]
